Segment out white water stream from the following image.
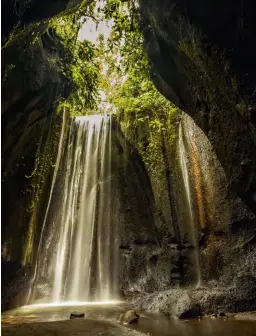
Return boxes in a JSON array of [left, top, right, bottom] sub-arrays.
[[178, 122, 201, 288], [30, 114, 118, 303]]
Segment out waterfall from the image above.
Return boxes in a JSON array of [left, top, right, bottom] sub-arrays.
[[26, 108, 67, 303], [30, 114, 118, 303], [178, 121, 201, 288]]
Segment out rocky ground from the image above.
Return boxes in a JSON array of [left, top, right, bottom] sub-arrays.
[[133, 287, 256, 318]]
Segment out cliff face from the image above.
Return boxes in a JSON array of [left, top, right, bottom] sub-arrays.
[[117, 108, 255, 314], [138, 0, 256, 214], [1, 11, 72, 311], [122, 2, 256, 312]]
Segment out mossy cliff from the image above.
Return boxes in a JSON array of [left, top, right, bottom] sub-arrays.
[[119, 109, 255, 314], [139, 0, 256, 214], [1, 3, 75, 310]]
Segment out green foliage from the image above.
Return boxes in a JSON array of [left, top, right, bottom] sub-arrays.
[[3, 4, 101, 116], [96, 0, 180, 174], [51, 13, 100, 115], [2, 63, 16, 82], [23, 114, 62, 265], [25, 116, 61, 212]]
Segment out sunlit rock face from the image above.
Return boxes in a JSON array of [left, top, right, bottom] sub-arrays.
[[177, 114, 255, 287], [132, 113, 256, 314], [114, 113, 255, 313], [139, 0, 256, 214]]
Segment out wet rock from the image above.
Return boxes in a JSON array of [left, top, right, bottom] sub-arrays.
[[134, 289, 202, 319], [119, 310, 140, 324], [70, 312, 85, 319], [1, 261, 33, 312], [233, 312, 256, 321], [172, 292, 202, 319]]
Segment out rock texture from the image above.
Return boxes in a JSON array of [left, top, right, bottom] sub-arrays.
[[1, 3, 73, 311], [139, 0, 256, 214], [118, 310, 140, 324], [2, 0, 83, 44], [119, 111, 256, 316], [134, 283, 256, 318]]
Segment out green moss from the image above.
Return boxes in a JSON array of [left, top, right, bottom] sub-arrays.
[[22, 113, 64, 265], [116, 81, 180, 177]]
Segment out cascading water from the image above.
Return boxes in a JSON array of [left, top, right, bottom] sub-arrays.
[[29, 114, 118, 304], [178, 121, 201, 288]]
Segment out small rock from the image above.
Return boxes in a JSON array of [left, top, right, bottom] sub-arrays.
[[211, 313, 217, 318], [70, 311, 85, 319], [119, 310, 140, 324]]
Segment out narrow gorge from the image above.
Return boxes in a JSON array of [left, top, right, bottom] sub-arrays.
[[1, 0, 256, 335]]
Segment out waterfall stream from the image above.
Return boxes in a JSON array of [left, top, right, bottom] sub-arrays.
[[30, 114, 118, 303], [178, 121, 201, 288]]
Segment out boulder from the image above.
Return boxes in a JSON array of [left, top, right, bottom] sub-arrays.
[[134, 289, 202, 319], [167, 291, 202, 319], [119, 310, 140, 324]]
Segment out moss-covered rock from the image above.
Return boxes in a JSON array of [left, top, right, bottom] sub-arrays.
[[139, 0, 256, 214]]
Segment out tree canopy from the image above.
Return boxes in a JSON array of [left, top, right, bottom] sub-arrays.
[[48, 0, 179, 124]]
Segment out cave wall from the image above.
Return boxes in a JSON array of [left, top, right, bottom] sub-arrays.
[[1, 0, 87, 274], [110, 120, 171, 295], [138, 0, 256, 214], [1, 21, 72, 311], [1, 0, 84, 44], [118, 109, 256, 313], [179, 114, 256, 289]]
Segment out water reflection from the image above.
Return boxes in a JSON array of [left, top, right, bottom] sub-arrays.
[[131, 314, 256, 336], [2, 304, 256, 336]]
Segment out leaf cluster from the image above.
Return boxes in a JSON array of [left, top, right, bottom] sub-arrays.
[[51, 13, 101, 115]]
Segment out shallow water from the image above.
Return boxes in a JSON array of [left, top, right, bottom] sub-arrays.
[[2, 303, 256, 336]]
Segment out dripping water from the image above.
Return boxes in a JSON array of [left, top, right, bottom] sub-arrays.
[[178, 121, 201, 288]]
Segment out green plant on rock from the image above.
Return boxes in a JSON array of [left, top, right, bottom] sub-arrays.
[[96, 0, 181, 175], [23, 114, 62, 265], [50, 12, 101, 115]]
